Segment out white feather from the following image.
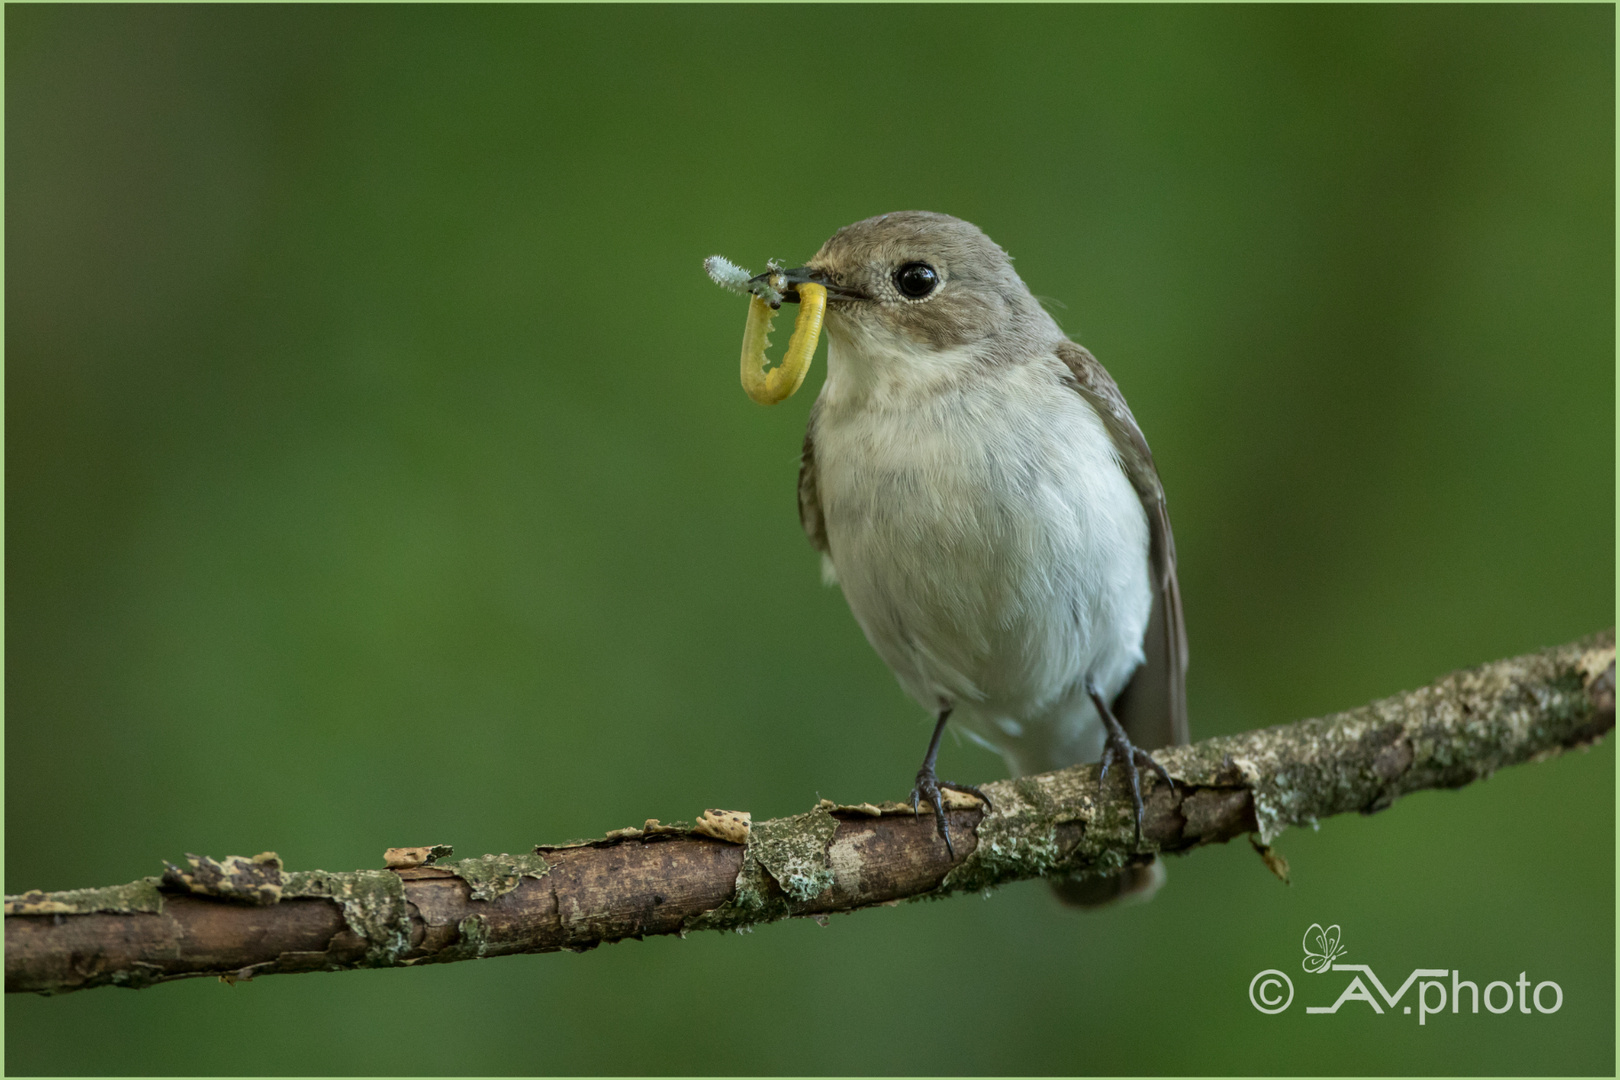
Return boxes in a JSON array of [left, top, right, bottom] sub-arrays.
[[812, 321, 1153, 777]]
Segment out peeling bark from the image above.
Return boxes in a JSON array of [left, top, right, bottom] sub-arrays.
[[6, 631, 1612, 996]]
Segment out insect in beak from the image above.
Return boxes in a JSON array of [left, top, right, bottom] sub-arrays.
[[738, 275, 827, 406]]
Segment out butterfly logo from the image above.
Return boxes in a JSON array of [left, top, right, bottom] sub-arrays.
[[1301, 923, 1346, 974]]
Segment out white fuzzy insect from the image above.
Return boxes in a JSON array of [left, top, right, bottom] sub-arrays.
[[703, 255, 783, 307]]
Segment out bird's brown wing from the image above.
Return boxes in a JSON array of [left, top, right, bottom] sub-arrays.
[[1055, 340, 1189, 749], [797, 403, 830, 556]]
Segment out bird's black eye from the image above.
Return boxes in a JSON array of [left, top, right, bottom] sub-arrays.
[[894, 262, 939, 299]]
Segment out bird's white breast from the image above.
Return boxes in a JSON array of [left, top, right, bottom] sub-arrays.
[[812, 331, 1152, 770]]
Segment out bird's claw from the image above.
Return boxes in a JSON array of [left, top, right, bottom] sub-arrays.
[[911, 768, 992, 859], [1097, 711, 1175, 844]]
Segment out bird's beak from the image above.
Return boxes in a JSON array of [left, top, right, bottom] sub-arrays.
[[749, 266, 867, 304]]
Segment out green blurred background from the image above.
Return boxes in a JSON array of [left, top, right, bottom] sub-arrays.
[[6, 5, 1613, 1075]]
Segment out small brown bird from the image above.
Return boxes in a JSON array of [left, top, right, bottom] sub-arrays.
[[759, 212, 1187, 904]]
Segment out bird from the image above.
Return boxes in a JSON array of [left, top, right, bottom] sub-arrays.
[[754, 211, 1187, 905]]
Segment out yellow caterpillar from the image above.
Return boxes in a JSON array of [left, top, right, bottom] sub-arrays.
[[738, 282, 826, 406]]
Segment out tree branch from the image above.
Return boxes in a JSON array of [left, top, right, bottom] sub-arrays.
[[8, 631, 1613, 996]]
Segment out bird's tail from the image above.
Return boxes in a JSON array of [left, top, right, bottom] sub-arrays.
[[1048, 859, 1167, 908]]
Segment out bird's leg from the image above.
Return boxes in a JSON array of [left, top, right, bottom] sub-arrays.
[[1087, 681, 1175, 843], [909, 707, 993, 857]]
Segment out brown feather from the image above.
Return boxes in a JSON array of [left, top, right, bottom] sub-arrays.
[[797, 403, 829, 557], [1054, 340, 1190, 750]]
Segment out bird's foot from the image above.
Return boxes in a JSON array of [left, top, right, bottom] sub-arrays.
[[910, 767, 992, 858], [1095, 701, 1175, 843]]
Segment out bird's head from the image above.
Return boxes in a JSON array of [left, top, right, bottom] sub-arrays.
[[756, 212, 1058, 375]]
